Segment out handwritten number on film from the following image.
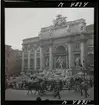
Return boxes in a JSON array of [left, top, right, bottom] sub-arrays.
[[58, 2, 89, 7], [58, 2, 64, 7], [70, 2, 89, 7], [62, 100, 91, 104], [62, 100, 67, 104]]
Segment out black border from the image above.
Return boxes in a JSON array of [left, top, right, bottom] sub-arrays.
[[94, 2, 98, 105], [3, 1, 99, 7], [1, 1, 99, 105]]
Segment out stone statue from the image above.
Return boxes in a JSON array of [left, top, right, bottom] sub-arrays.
[[45, 58, 49, 67], [75, 57, 80, 67], [53, 14, 67, 26], [57, 56, 64, 69]]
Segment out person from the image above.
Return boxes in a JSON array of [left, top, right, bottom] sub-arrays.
[[36, 97, 42, 101], [90, 78, 93, 87], [59, 80, 63, 90], [69, 77, 74, 91], [54, 81, 61, 99], [54, 87, 61, 99], [84, 80, 89, 98], [80, 80, 89, 98]]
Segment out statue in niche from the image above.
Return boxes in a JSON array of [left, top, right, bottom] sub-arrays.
[[44, 48, 49, 55], [75, 57, 80, 67], [56, 56, 64, 69], [45, 58, 49, 67]]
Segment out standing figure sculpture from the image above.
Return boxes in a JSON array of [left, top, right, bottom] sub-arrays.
[[53, 14, 67, 26], [45, 58, 49, 67], [57, 56, 64, 69], [75, 57, 80, 67]]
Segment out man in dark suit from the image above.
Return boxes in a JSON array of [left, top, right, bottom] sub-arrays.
[[54, 80, 61, 99]]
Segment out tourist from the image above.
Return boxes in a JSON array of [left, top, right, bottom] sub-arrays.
[[90, 78, 93, 87], [80, 80, 89, 98], [36, 97, 42, 101], [84, 80, 89, 98], [54, 80, 61, 99], [54, 87, 61, 99]]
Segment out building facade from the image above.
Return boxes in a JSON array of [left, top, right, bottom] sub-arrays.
[[5, 45, 12, 76], [5, 45, 22, 77], [22, 15, 94, 75]]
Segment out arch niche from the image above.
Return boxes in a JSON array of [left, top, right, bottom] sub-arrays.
[[54, 45, 68, 69]]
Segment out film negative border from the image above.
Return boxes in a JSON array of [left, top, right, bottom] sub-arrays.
[[1, 1, 99, 105]]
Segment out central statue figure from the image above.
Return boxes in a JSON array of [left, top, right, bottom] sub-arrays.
[[53, 14, 67, 26], [56, 56, 64, 69], [75, 57, 80, 67]]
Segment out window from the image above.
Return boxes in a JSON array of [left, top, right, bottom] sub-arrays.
[[75, 43, 80, 50], [81, 26, 84, 30], [30, 59, 34, 67], [24, 59, 28, 68]]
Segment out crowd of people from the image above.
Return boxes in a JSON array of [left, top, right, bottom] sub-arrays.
[[6, 69, 71, 89], [5, 68, 94, 99]]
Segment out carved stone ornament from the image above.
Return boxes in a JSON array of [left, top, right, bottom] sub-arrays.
[[66, 25, 70, 32], [44, 48, 49, 55], [53, 14, 67, 26], [27, 45, 31, 50], [33, 44, 37, 49], [31, 48, 34, 52], [79, 23, 86, 31], [23, 46, 27, 52]]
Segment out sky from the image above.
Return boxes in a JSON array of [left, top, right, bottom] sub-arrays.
[[5, 8, 94, 50]]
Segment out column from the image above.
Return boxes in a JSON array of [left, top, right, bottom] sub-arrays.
[[68, 43, 72, 69], [28, 51, 30, 71], [34, 49, 37, 70], [22, 51, 24, 71], [80, 41, 85, 66], [54, 56, 56, 69], [49, 46, 53, 70], [66, 55, 68, 69], [40, 46, 43, 70]]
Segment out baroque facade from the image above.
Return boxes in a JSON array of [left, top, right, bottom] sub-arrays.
[[22, 15, 94, 75]]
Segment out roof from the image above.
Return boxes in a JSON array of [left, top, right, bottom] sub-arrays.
[[86, 24, 94, 32], [22, 36, 39, 45], [5, 45, 12, 48], [23, 36, 39, 41]]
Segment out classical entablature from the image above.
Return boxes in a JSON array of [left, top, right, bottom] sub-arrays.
[[22, 37, 39, 45], [22, 15, 93, 47]]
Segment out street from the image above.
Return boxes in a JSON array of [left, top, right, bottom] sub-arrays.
[[5, 87, 94, 100]]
